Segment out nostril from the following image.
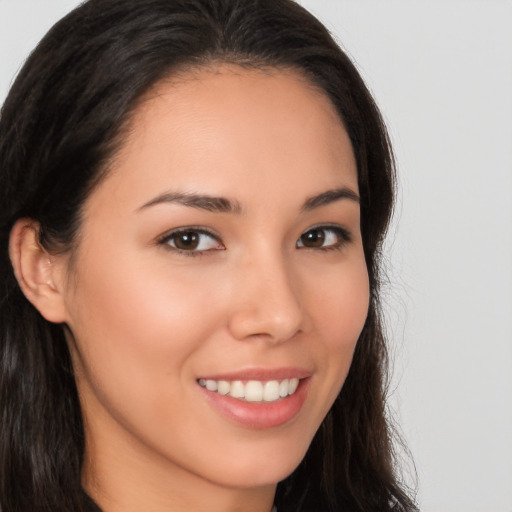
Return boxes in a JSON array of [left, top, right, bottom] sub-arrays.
[[227, 304, 303, 343]]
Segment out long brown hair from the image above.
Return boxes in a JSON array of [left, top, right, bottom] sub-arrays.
[[0, 1, 416, 510]]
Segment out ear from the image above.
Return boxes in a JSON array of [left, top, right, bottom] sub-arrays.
[[9, 219, 68, 324]]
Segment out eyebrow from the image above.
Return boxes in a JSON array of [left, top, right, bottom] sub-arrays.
[[138, 191, 243, 214], [301, 187, 360, 211], [138, 186, 359, 214]]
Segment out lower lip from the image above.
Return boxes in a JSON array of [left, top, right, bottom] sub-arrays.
[[199, 379, 310, 429]]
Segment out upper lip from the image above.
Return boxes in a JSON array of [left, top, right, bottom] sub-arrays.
[[197, 367, 312, 382]]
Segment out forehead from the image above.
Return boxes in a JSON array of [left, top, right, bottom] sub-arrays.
[[90, 65, 357, 214]]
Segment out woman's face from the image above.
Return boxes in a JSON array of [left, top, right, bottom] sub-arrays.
[[59, 67, 369, 499]]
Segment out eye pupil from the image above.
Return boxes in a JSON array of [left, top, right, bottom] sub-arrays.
[[174, 231, 199, 250], [301, 229, 325, 247]]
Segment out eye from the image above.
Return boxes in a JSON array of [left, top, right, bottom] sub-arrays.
[[160, 228, 223, 253], [296, 225, 351, 250]]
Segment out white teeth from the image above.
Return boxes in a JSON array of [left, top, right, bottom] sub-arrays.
[[198, 377, 302, 402], [230, 380, 245, 398], [263, 380, 280, 402], [289, 378, 299, 394], [217, 380, 230, 395], [205, 379, 218, 391], [279, 378, 289, 397], [245, 381, 263, 402]]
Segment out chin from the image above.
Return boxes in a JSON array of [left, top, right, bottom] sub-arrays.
[[203, 438, 311, 489]]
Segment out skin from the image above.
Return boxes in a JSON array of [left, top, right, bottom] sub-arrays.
[[14, 66, 369, 512]]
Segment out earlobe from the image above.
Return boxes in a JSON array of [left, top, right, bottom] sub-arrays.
[[9, 219, 68, 324]]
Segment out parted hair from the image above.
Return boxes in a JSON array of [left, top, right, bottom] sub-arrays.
[[0, 1, 416, 511]]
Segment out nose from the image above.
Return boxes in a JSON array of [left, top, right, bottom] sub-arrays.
[[227, 253, 304, 343]]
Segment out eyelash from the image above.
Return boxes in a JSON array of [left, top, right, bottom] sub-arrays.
[[157, 224, 352, 257]]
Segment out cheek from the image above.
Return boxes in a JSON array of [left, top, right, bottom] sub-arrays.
[[64, 251, 224, 396], [64, 253, 236, 465], [305, 255, 370, 401], [309, 253, 369, 343]]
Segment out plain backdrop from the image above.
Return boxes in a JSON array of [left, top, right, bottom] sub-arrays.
[[1, 1, 511, 511]]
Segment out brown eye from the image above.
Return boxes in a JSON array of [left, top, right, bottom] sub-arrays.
[[163, 229, 223, 253], [296, 226, 351, 250], [299, 229, 325, 248], [173, 231, 200, 250]]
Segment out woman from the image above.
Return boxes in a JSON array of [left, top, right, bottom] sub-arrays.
[[0, 0, 416, 511]]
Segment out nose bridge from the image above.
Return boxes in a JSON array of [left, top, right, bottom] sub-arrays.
[[227, 245, 303, 343]]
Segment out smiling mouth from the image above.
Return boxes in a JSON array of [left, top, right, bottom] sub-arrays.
[[198, 378, 300, 403]]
